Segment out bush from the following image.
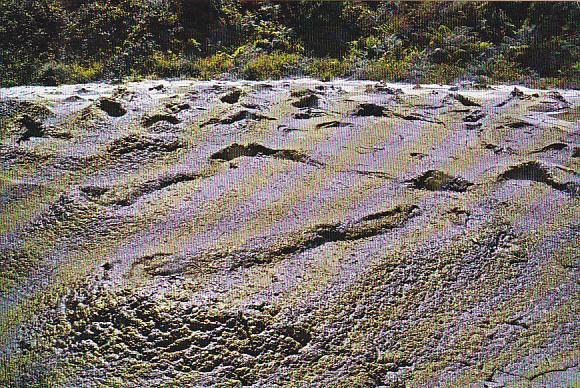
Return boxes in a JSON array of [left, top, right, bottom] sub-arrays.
[[68, 62, 104, 83], [192, 53, 235, 80], [241, 52, 301, 80], [0, 1, 577, 86], [304, 58, 348, 81], [422, 64, 466, 85]]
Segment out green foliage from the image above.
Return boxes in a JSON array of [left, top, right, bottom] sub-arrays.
[[241, 51, 301, 80], [304, 58, 348, 81], [0, 1, 577, 86], [193, 52, 235, 80]]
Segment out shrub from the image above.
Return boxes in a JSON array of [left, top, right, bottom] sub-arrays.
[[304, 58, 348, 81], [68, 62, 104, 83], [241, 52, 301, 80], [421, 64, 466, 85], [483, 56, 535, 83], [193, 53, 235, 80]]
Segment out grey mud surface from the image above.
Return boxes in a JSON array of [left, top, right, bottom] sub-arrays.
[[0, 79, 578, 386]]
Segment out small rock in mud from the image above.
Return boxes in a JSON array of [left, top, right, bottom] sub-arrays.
[[511, 87, 525, 98], [368, 83, 403, 95], [293, 109, 325, 119], [165, 102, 191, 114], [545, 90, 569, 104], [316, 121, 352, 129], [63, 95, 85, 102]]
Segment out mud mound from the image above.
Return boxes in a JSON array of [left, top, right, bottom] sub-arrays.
[[98, 97, 126, 117], [292, 93, 319, 108], [29, 286, 309, 386], [220, 89, 242, 104], [354, 103, 388, 117], [410, 170, 473, 192], [451, 93, 481, 107], [17, 115, 45, 143]]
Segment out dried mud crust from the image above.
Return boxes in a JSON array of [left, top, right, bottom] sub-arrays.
[[0, 81, 578, 387]]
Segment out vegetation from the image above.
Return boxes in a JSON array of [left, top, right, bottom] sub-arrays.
[[1, 1, 578, 87]]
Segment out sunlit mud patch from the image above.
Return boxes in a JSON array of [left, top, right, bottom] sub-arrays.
[[16, 285, 310, 386]]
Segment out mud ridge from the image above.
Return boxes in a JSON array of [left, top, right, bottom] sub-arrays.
[[201, 110, 275, 126], [142, 113, 181, 127], [138, 204, 418, 275], [498, 161, 578, 195], [82, 172, 205, 206], [210, 143, 323, 166], [223, 204, 418, 270], [529, 142, 568, 154]]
